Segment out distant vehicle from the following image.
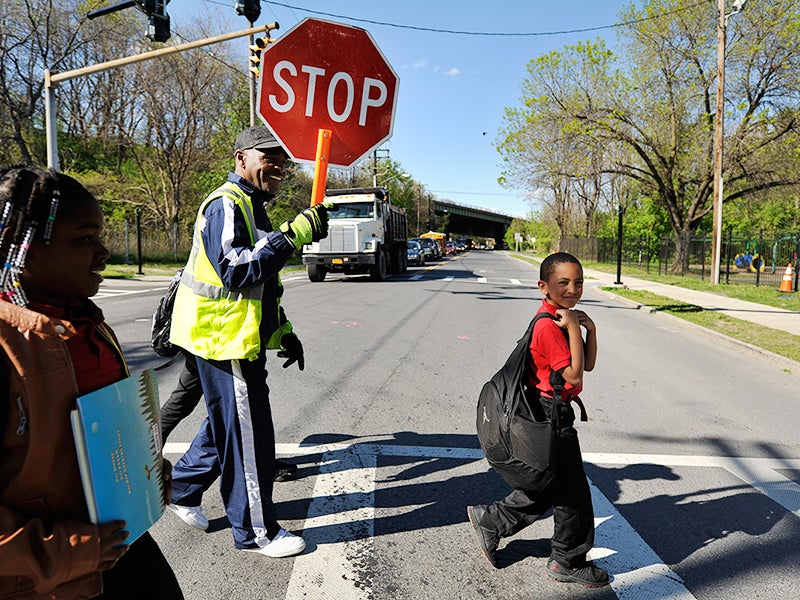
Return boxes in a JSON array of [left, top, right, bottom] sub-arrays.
[[455, 241, 467, 252], [456, 237, 472, 250], [445, 241, 456, 255], [412, 237, 438, 260], [420, 231, 446, 257], [407, 240, 425, 266]]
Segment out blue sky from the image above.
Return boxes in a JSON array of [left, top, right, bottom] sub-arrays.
[[171, 1, 627, 217]]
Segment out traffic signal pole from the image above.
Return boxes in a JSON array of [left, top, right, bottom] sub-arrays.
[[44, 22, 279, 170]]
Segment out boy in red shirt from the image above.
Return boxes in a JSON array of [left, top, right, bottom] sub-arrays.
[[467, 252, 609, 588]]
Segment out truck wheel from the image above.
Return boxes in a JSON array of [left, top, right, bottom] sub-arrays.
[[308, 264, 326, 282], [400, 249, 408, 273], [370, 250, 388, 281]]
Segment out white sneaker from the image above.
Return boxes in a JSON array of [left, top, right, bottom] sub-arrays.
[[167, 504, 209, 531], [244, 529, 306, 558]]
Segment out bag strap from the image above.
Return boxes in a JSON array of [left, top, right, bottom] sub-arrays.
[[531, 312, 590, 422]]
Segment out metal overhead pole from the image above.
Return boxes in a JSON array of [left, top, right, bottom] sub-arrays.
[[44, 23, 279, 170]]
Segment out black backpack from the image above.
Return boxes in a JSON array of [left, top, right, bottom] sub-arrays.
[[150, 269, 183, 358], [476, 313, 565, 493]]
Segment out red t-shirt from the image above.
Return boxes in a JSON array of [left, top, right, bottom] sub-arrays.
[[529, 298, 583, 399], [29, 301, 126, 396]]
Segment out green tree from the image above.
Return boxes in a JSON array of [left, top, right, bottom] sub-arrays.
[[498, 0, 800, 272]]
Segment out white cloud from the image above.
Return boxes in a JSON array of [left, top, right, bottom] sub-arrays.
[[433, 66, 461, 77], [413, 59, 427, 69]]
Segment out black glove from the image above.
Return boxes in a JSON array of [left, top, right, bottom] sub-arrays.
[[278, 202, 332, 250], [277, 332, 304, 370]]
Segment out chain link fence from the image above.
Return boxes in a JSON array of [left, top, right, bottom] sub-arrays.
[[561, 229, 800, 289]]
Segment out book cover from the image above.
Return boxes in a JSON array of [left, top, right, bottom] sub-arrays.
[[70, 368, 165, 544]]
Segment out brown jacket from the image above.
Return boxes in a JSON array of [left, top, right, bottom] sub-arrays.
[[0, 301, 125, 599]]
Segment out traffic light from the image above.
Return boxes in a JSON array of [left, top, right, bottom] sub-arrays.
[[236, 0, 261, 24], [248, 35, 270, 77], [86, 0, 170, 42], [141, 0, 170, 43]]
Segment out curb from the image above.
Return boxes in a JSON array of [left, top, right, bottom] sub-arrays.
[[598, 288, 800, 374]]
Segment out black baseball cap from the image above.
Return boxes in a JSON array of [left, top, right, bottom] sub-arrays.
[[234, 126, 283, 152]]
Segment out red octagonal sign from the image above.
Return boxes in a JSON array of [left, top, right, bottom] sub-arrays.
[[256, 18, 399, 168]]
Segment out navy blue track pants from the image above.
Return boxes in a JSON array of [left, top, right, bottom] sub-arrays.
[[170, 352, 277, 548]]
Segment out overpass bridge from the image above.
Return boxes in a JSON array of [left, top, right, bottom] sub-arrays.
[[429, 198, 519, 246]]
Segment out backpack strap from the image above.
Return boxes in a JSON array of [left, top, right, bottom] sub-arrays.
[[531, 313, 590, 422]]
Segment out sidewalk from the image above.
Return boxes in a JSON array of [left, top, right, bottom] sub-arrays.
[[583, 267, 800, 337]]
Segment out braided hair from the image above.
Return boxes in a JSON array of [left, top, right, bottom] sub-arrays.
[[0, 165, 97, 306]]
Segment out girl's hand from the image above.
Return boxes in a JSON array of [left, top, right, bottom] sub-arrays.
[[97, 520, 129, 571]]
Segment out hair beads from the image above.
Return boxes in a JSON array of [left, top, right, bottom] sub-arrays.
[[2, 223, 36, 305], [43, 189, 59, 244]]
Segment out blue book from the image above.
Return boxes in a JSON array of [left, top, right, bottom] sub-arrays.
[[70, 369, 165, 544]]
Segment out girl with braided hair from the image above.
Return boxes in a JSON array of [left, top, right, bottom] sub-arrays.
[[0, 166, 182, 599]]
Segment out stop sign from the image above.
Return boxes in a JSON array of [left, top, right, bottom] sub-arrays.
[[256, 18, 399, 168]]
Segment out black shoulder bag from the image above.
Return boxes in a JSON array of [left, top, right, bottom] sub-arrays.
[[150, 269, 183, 358], [476, 313, 565, 493]]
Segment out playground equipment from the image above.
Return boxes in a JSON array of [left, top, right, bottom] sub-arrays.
[[733, 240, 764, 272]]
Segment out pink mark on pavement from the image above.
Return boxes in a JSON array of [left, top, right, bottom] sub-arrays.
[[458, 335, 469, 340], [331, 320, 358, 328]]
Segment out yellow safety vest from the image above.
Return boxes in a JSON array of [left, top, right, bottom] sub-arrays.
[[169, 182, 291, 360]]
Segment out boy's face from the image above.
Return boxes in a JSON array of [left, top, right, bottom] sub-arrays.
[[22, 199, 110, 305], [538, 261, 584, 309]]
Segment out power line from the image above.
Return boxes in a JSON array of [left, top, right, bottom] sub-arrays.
[[260, 1, 709, 37]]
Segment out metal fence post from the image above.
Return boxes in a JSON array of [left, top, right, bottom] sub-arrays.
[[756, 229, 763, 287], [136, 207, 144, 275], [795, 231, 799, 292], [725, 226, 733, 284], [701, 236, 706, 281]]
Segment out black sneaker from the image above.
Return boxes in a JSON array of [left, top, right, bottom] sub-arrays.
[[466, 505, 500, 568], [274, 459, 297, 482], [546, 558, 610, 588]]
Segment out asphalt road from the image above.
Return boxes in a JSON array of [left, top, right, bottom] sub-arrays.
[[94, 250, 800, 600]]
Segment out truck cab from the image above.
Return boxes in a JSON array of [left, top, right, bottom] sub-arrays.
[[302, 187, 408, 282]]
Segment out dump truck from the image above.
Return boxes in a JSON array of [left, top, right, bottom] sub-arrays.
[[302, 187, 408, 282]]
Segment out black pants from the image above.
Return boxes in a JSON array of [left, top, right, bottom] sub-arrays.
[[159, 353, 202, 442], [484, 401, 595, 568], [98, 532, 183, 599]]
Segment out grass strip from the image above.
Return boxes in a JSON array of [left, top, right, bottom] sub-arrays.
[[602, 287, 800, 365]]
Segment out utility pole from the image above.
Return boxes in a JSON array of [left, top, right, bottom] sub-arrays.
[[711, 0, 747, 284]]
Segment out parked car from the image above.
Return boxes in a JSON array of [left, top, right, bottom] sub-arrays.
[[412, 237, 436, 260], [407, 240, 425, 266], [414, 238, 442, 260], [445, 241, 456, 255]]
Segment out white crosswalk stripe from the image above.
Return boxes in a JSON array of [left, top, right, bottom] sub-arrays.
[[161, 442, 796, 599]]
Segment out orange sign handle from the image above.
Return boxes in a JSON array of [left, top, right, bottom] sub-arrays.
[[310, 129, 332, 206]]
